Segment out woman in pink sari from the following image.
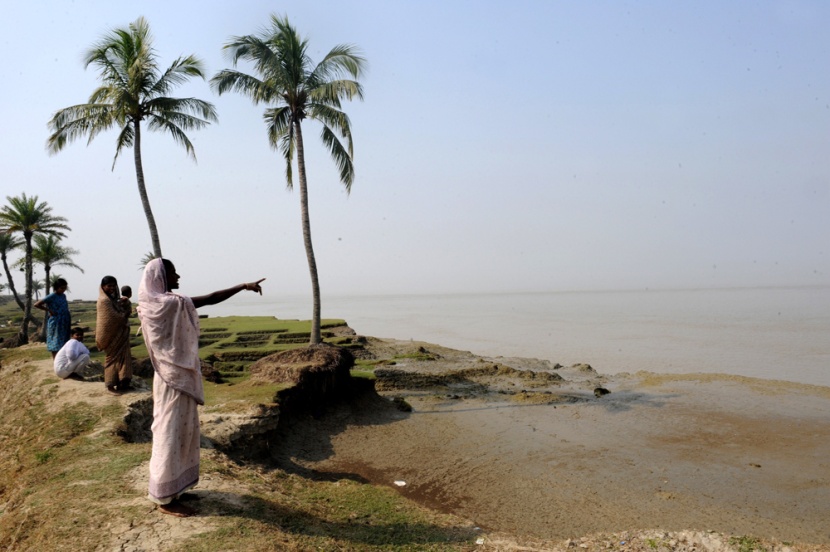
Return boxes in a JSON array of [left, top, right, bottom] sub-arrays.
[[138, 258, 264, 517]]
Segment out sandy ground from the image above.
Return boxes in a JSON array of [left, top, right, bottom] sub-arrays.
[[270, 338, 830, 547]]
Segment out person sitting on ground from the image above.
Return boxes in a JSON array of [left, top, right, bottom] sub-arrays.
[[54, 327, 90, 381]]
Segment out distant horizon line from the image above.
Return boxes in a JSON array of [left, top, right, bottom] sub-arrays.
[[17, 282, 823, 303]]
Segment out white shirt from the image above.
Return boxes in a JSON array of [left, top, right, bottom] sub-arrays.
[[54, 339, 90, 375]]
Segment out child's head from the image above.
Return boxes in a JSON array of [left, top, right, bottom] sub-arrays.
[[121, 285, 132, 298], [70, 327, 84, 341], [53, 278, 68, 293]]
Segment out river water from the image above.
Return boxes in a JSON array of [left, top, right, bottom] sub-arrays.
[[200, 286, 829, 387]]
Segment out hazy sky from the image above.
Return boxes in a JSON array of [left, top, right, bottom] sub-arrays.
[[1, 0, 828, 303]]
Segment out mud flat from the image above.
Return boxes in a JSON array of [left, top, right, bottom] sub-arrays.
[[270, 337, 830, 547]]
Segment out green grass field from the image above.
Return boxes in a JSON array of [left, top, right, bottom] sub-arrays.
[[0, 296, 349, 377]]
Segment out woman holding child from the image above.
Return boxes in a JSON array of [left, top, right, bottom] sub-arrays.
[[96, 275, 132, 395]]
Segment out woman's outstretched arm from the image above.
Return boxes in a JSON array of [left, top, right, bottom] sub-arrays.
[[191, 279, 265, 309]]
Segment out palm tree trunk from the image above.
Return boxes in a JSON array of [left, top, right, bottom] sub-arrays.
[[133, 120, 163, 258], [1, 254, 24, 311], [40, 266, 51, 341], [294, 122, 322, 344], [19, 232, 34, 344]]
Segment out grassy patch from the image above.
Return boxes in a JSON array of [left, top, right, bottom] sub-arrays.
[[172, 470, 477, 552], [0, 355, 151, 550], [202, 375, 286, 414], [729, 535, 763, 552], [350, 369, 377, 380]]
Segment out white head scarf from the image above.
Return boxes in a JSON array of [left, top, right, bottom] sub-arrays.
[[137, 258, 204, 404]]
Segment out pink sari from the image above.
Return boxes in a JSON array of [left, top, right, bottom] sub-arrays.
[[137, 259, 204, 504]]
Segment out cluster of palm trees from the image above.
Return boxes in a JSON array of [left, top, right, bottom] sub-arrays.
[[46, 14, 365, 345], [0, 193, 81, 344]]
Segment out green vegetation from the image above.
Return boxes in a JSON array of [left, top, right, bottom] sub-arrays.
[[0, 317, 479, 550], [729, 536, 763, 552], [0, 299, 349, 381]]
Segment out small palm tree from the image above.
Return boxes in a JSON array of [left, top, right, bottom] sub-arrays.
[[47, 16, 217, 258], [0, 231, 24, 310], [211, 15, 365, 344], [0, 194, 70, 344], [32, 278, 44, 301]]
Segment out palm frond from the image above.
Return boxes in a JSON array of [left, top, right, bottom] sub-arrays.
[[213, 13, 363, 197], [46, 104, 115, 154], [310, 44, 366, 83], [150, 55, 207, 97], [112, 124, 135, 169], [280, 132, 295, 190], [310, 79, 364, 106], [50, 16, 213, 163], [145, 116, 197, 159], [309, 103, 353, 156], [211, 69, 274, 104], [264, 106, 294, 187], [319, 125, 354, 192], [145, 97, 218, 125]]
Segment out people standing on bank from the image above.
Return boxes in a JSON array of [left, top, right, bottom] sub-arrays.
[[34, 278, 71, 359], [54, 327, 90, 381], [96, 275, 132, 395], [138, 258, 264, 517]]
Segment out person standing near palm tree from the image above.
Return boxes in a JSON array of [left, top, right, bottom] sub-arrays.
[[138, 258, 264, 517], [23, 235, 83, 342], [97, 276, 133, 395], [47, 17, 217, 258], [211, 15, 365, 344], [0, 193, 70, 345], [34, 278, 71, 359]]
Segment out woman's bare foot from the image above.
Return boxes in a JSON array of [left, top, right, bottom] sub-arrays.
[[158, 501, 196, 518]]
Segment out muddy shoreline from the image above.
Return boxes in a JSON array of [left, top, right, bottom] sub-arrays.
[[269, 336, 830, 547]]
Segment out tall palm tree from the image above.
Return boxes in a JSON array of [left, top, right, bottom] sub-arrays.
[[211, 15, 365, 344], [47, 16, 218, 258], [0, 194, 70, 344], [20, 235, 83, 340], [0, 231, 24, 310]]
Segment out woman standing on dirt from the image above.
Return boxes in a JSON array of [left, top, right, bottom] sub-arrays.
[[34, 278, 71, 359], [96, 275, 133, 395], [138, 258, 264, 517]]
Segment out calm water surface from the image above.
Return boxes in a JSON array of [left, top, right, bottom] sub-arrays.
[[201, 287, 830, 387]]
